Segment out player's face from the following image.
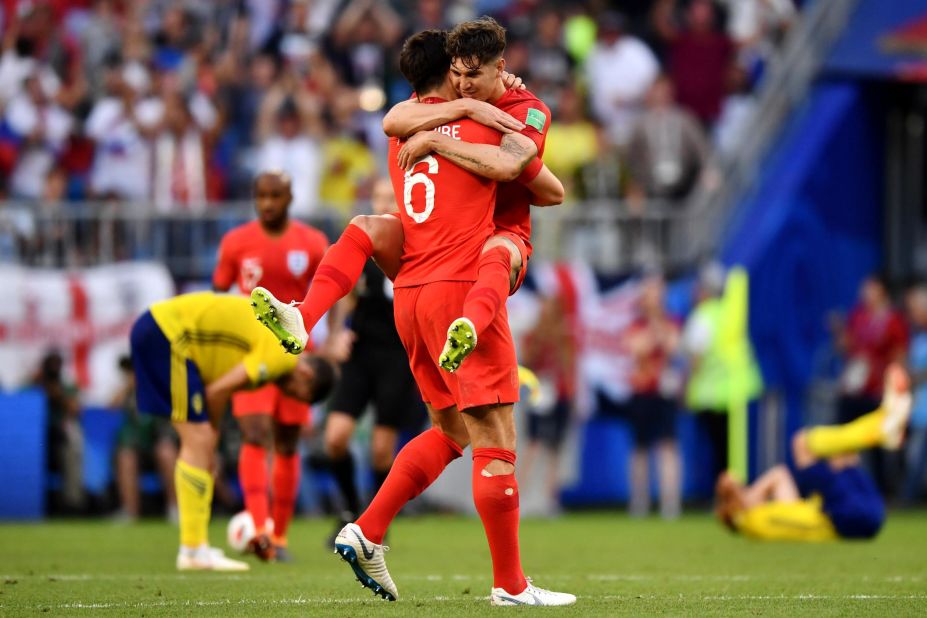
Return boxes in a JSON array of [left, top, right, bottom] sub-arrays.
[[254, 174, 291, 229], [450, 56, 503, 102], [371, 178, 397, 215]]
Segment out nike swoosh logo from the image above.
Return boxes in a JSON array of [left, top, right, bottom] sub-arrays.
[[352, 530, 375, 560]]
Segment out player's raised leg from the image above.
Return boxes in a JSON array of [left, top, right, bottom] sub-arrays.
[[439, 238, 521, 373], [253, 211, 403, 354], [803, 363, 912, 457]]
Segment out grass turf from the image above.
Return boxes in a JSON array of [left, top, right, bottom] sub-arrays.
[[1, 512, 925, 616]]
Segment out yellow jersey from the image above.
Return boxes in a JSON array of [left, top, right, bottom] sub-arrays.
[[149, 292, 298, 386]]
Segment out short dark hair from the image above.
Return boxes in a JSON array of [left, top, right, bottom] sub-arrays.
[[447, 16, 507, 70], [307, 356, 337, 404], [399, 30, 450, 95]]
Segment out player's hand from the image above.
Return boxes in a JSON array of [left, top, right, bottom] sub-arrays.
[[501, 70, 526, 90], [463, 98, 525, 134], [397, 132, 436, 170]]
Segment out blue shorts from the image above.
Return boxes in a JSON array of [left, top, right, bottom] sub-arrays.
[[794, 461, 885, 539], [130, 311, 209, 424]]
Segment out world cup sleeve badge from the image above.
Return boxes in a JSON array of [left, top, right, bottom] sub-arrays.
[[287, 250, 309, 277]]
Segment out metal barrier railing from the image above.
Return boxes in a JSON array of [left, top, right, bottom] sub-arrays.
[[0, 200, 700, 279]]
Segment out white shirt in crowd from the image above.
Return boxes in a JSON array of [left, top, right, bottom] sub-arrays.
[[84, 97, 162, 199], [5, 93, 74, 200], [585, 36, 660, 147], [257, 135, 322, 217]]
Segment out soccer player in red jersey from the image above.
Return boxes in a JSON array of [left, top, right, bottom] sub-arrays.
[[251, 19, 557, 379], [213, 171, 329, 561], [387, 17, 552, 372], [260, 29, 572, 606]]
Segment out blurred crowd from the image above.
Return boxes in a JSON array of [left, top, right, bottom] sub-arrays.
[[0, 0, 802, 224]]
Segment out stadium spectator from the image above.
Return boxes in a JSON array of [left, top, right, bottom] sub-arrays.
[[626, 74, 713, 208], [327, 0, 403, 90], [713, 63, 757, 158], [626, 275, 682, 519], [584, 11, 659, 148], [525, 9, 574, 115], [319, 93, 377, 221], [543, 86, 601, 201], [5, 68, 74, 200], [109, 355, 178, 523], [149, 90, 218, 211], [519, 273, 578, 516], [902, 284, 927, 502], [256, 95, 323, 217], [84, 61, 157, 200], [33, 349, 85, 515], [658, 0, 735, 126]]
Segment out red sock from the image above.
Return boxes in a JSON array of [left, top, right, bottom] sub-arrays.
[[239, 443, 270, 533], [472, 447, 526, 594], [462, 246, 510, 335], [356, 428, 462, 544], [299, 223, 373, 330], [271, 453, 300, 544]]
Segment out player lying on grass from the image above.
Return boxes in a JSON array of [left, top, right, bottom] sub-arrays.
[[716, 364, 912, 541], [251, 18, 561, 375], [129, 292, 337, 571]]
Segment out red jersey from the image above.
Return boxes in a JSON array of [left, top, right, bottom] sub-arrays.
[[843, 305, 909, 398], [389, 105, 502, 288], [493, 88, 551, 255], [213, 220, 329, 303]]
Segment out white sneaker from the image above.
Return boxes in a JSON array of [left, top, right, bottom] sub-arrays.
[[333, 523, 398, 601], [176, 545, 250, 572], [490, 579, 576, 606], [250, 287, 309, 354], [881, 363, 913, 450]]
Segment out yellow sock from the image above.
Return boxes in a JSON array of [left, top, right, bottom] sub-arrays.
[[806, 409, 884, 458], [175, 459, 214, 548]]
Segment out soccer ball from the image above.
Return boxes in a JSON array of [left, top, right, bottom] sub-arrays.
[[226, 511, 274, 553]]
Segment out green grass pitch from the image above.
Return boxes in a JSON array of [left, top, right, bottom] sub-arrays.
[[1, 512, 925, 616]]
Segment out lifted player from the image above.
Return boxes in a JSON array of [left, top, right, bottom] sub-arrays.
[[716, 365, 912, 541], [129, 292, 336, 571], [250, 20, 562, 367], [213, 171, 330, 561]]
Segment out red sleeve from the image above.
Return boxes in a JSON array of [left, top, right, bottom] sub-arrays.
[[506, 99, 550, 154], [517, 157, 543, 184], [212, 233, 237, 291]]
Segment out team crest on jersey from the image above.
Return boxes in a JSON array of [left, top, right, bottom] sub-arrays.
[[287, 251, 310, 276]]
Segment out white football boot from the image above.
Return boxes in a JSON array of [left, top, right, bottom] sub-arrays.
[[333, 523, 398, 601], [176, 545, 250, 572], [250, 286, 309, 354], [490, 578, 576, 606]]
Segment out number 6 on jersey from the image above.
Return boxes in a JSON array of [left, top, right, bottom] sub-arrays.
[[404, 155, 438, 223]]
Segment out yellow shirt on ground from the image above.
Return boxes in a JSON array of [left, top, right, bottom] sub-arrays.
[[150, 292, 297, 385]]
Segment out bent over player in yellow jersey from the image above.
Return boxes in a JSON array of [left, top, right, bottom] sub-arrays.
[[716, 364, 912, 542], [129, 292, 337, 571]]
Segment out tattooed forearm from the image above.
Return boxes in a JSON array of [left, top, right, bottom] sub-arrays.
[[438, 150, 496, 175], [500, 134, 536, 171]]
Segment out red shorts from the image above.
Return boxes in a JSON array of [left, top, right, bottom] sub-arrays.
[[493, 230, 530, 294], [393, 281, 519, 411], [232, 383, 310, 426]]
